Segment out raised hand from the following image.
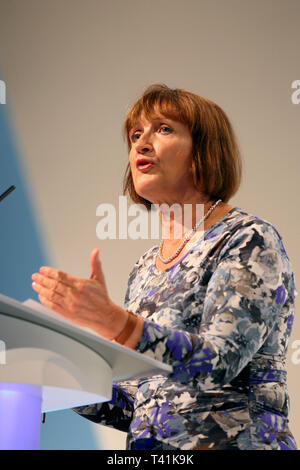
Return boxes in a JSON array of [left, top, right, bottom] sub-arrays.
[[31, 248, 127, 339]]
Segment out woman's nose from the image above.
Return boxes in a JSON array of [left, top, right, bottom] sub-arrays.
[[136, 141, 153, 153], [136, 143, 152, 154], [135, 134, 154, 153]]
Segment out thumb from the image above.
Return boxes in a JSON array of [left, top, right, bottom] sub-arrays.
[[90, 248, 105, 282]]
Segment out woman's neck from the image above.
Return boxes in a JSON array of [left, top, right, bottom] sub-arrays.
[[158, 198, 217, 244]]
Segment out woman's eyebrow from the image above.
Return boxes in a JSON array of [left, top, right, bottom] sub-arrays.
[[130, 116, 175, 132], [134, 116, 174, 127], [151, 116, 173, 121]]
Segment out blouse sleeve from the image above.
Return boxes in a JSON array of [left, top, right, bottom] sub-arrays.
[[71, 381, 136, 432], [135, 221, 297, 390]]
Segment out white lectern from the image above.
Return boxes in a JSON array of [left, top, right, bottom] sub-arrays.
[[0, 293, 172, 450]]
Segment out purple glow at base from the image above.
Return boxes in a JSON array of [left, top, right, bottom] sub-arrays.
[[0, 383, 42, 450]]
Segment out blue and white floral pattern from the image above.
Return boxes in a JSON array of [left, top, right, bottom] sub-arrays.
[[73, 207, 297, 450]]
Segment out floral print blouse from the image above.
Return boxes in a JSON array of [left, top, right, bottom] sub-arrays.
[[73, 207, 298, 450]]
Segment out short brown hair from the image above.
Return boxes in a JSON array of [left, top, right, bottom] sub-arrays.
[[122, 83, 242, 210]]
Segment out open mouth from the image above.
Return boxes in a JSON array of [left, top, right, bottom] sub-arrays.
[[137, 162, 154, 171], [136, 159, 154, 171]]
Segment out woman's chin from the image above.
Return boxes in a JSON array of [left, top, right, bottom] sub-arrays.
[[136, 190, 155, 203], [134, 183, 159, 203]]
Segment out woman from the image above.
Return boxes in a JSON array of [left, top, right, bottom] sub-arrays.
[[32, 84, 298, 450]]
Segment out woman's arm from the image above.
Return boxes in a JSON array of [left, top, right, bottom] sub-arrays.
[[133, 221, 297, 390], [72, 380, 136, 432]]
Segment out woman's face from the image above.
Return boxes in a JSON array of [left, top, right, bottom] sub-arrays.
[[128, 108, 195, 206]]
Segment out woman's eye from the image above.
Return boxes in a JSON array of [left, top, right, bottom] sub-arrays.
[[131, 133, 140, 142], [130, 125, 172, 142], [160, 126, 172, 133]]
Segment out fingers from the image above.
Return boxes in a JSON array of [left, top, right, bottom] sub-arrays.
[[31, 270, 78, 310], [32, 275, 84, 316], [90, 248, 106, 286], [37, 293, 72, 320], [37, 266, 79, 287], [90, 248, 100, 279], [32, 277, 65, 306], [31, 250, 109, 321], [32, 272, 66, 295]]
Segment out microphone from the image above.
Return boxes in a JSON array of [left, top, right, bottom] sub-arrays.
[[0, 185, 16, 202]]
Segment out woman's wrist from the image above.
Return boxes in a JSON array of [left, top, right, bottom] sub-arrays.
[[107, 303, 144, 349], [112, 310, 136, 344], [107, 302, 129, 339], [123, 315, 144, 349]]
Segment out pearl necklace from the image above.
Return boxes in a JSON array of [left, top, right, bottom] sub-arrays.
[[158, 199, 222, 264]]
